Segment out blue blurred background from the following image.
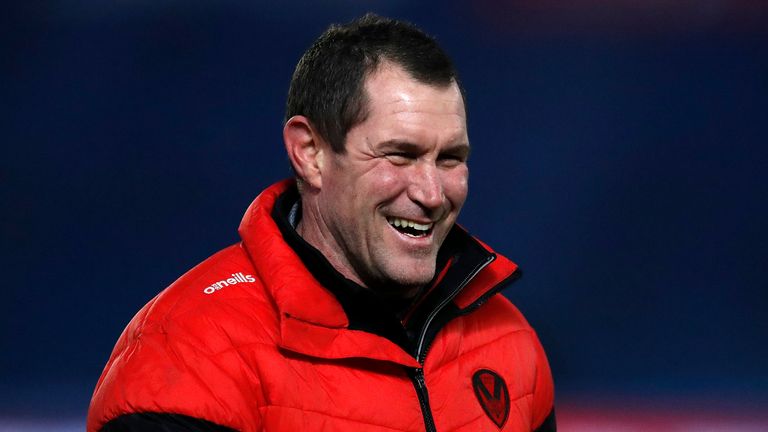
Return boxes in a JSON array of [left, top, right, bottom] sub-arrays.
[[2, 1, 767, 430]]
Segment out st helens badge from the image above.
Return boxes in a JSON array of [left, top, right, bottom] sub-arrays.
[[472, 369, 510, 429]]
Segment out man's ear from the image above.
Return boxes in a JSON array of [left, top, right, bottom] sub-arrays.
[[283, 115, 325, 189]]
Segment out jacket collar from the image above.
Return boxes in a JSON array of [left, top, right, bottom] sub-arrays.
[[239, 180, 519, 366]]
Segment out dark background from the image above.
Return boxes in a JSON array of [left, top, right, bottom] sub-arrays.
[[2, 0, 767, 426]]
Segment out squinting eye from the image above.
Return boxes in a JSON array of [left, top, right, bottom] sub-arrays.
[[438, 155, 465, 167], [386, 153, 414, 165]]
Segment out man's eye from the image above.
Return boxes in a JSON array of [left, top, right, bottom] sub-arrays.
[[386, 153, 414, 164], [438, 155, 465, 167]]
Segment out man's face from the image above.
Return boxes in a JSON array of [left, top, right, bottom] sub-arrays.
[[314, 63, 469, 296]]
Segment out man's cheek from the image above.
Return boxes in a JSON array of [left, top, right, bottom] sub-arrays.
[[444, 170, 469, 205], [373, 167, 403, 191]]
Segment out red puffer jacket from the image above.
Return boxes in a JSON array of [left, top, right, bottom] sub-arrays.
[[88, 180, 555, 432]]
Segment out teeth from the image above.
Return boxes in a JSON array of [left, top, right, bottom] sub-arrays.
[[387, 217, 433, 231]]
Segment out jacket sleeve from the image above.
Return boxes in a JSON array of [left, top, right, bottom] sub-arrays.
[[530, 330, 556, 431], [100, 413, 238, 432]]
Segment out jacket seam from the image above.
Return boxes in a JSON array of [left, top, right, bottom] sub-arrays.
[[258, 404, 408, 431], [450, 413, 486, 430], [429, 327, 534, 376]]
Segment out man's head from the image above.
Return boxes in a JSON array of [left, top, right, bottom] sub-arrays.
[[283, 15, 470, 297], [285, 13, 464, 153]]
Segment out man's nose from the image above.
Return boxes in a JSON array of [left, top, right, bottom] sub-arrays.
[[408, 162, 444, 211]]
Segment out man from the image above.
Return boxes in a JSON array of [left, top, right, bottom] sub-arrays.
[[88, 14, 555, 432]]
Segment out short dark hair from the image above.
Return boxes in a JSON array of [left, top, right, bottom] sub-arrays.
[[285, 13, 464, 153]]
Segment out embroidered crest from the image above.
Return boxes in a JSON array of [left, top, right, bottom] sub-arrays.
[[472, 369, 510, 429]]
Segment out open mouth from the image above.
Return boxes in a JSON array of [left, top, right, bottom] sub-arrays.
[[386, 216, 434, 238]]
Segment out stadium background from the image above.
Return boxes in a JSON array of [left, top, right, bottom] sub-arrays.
[[2, 1, 767, 430]]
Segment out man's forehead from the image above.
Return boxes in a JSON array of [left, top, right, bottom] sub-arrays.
[[363, 63, 465, 117]]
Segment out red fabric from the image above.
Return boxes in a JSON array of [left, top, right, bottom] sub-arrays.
[[87, 180, 554, 431]]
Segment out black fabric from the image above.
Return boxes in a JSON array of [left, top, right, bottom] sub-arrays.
[[100, 413, 237, 432], [533, 408, 557, 432], [457, 269, 522, 316], [271, 185, 500, 356]]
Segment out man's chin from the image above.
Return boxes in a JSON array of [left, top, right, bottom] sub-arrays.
[[370, 269, 435, 298], [370, 281, 426, 299]]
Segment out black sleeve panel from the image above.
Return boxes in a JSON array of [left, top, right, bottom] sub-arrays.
[[100, 413, 238, 432], [533, 408, 556, 432]]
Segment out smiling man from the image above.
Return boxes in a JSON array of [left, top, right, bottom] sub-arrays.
[[287, 62, 469, 298], [88, 14, 555, 432]]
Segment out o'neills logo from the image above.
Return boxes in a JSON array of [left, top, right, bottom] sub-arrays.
[[203, 272, 256, 294]]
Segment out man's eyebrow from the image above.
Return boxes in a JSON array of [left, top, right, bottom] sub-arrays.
[[377, 139, 471, 157], [377, 140, 422, 153], [443, 142, 471, 159]]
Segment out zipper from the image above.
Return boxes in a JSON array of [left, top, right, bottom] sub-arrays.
[[415, 254, 495, 362], [408, 254, 496, 432], [410, 368, 437, 432]]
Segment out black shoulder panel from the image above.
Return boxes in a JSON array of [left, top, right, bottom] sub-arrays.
[[533, 408, 557, 432], [100, 413, 238, 432]]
